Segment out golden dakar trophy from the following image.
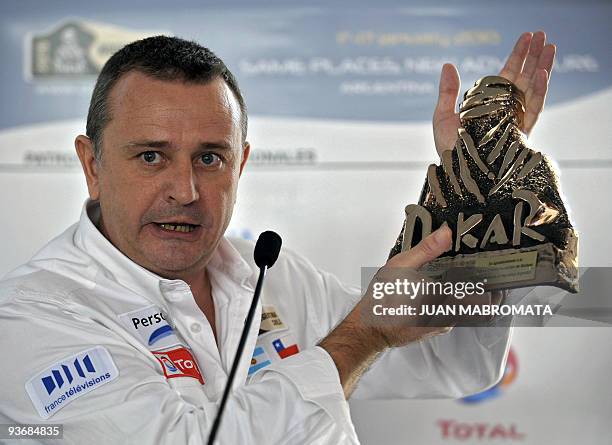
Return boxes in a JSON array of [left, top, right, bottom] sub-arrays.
[[389, 76, 578, 292]]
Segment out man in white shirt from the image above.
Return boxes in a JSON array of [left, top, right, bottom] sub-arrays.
[[0, 31, 555, 443]]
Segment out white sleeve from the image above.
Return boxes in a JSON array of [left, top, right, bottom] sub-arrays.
[[0, 296, 359, 445], [311, 268, 512, 400]]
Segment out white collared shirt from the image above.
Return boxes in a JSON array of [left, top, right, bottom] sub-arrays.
[[0, 200, 512, 444]]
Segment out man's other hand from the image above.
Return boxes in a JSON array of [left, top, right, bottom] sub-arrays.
[[319, 225, 456, 398]]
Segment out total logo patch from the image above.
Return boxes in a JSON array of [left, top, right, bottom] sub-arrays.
[[152, 347, 204, 384], [25, 346, 119, 419], [119, 305, 181, 351]]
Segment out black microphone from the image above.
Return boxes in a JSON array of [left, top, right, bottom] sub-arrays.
[[207, 231, 282, 445], [254, 231, 282, 269]]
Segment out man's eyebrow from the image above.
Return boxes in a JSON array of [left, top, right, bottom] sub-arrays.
[[122, 140, 171, 150], [122, 141, 233, 150], [197, 141, 233, 151]]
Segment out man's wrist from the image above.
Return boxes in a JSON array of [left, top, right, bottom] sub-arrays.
[[318, 305, 388, 398]]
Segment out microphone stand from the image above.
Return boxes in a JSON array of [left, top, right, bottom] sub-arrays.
[[206, 264, 268, 445]]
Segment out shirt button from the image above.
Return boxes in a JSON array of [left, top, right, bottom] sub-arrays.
[[190, 323, 202, 333]]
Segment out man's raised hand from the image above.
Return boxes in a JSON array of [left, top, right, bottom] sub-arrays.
[[432, 31, 556, 155]]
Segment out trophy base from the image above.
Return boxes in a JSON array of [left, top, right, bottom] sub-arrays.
[[418, 240, 578, 293]]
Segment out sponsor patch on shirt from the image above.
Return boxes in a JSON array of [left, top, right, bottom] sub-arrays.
[[119, 305, 182, 351], [259, 305, 287, 336], [152, 347, 204, 384], [25, 346, 119, 420], [271, 334, 300, 360], [248, 346, 272, 376]]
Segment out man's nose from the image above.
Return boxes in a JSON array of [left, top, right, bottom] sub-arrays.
[[166, 160, 199, 205]]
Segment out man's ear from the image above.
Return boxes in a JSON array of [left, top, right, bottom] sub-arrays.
[[75, 135, 101, 200], [239, 141, 250, 177]]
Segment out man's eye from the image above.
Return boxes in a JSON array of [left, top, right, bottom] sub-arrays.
[[200, 153, 222, 167], [140, 151, 161, 164]]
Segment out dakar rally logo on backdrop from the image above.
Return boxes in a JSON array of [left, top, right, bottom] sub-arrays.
[[25, 19, 165, 80]]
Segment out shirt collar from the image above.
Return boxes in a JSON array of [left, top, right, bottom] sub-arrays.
[[74, 199, 254, 306]]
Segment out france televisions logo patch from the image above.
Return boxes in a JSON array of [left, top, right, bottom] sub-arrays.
[[25, 346, 119, 419]]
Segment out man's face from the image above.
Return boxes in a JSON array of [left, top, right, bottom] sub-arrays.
[[76, 72, 249, 279]]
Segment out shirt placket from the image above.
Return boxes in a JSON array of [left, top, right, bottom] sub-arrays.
[[160, 280, 226, 399], [210, 272, 262, 393]]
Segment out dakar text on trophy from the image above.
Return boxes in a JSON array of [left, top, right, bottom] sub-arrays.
[[389, 76, 578, 292]]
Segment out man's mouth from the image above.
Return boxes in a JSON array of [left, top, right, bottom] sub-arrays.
[[156, 223, 199, 233]]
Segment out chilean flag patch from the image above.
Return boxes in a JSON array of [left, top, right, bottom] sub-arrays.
[[272, 335, 299, 359]]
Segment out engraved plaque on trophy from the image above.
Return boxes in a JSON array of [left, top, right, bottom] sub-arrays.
[[389, 76, 578, 292]]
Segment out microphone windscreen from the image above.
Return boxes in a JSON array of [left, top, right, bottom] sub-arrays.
[[254, 231, 282, 269]]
